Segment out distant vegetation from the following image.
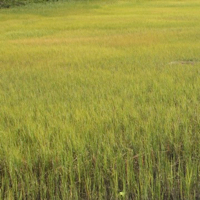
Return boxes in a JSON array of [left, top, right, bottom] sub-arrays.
[[0, 0, 59, 8]]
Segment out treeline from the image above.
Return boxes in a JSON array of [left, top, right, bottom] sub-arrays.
[[0, 0, 60, 8]]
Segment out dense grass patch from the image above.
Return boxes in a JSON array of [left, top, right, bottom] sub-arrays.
[[0, 0, 200, 199]]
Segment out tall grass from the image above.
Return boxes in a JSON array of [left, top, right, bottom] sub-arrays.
[[0, 0, 200, 199]]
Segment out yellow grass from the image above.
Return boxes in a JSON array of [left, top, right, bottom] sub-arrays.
[[0, 0, 200, 199]]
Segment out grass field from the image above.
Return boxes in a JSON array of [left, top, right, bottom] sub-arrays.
[[0, 0, 200, 199]]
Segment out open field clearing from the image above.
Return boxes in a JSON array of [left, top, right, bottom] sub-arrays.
[[0, 0, 200, 199]]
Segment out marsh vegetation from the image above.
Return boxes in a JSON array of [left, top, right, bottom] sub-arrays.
[[0, 0, 200, 199]]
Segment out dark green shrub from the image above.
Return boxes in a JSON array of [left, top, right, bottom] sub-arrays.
[[0, 0, 59, 8]]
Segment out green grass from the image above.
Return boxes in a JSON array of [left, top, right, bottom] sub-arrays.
[[0, 0, 200, 199]]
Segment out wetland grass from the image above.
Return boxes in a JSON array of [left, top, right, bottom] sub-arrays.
[[0, 0, 200, 199]]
